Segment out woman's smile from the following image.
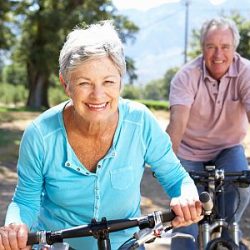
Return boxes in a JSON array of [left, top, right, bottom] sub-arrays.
[[85, 102, 109, 111]]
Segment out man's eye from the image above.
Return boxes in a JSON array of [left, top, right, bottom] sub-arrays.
[[104, 81, 115, 85], [206, 45, 215, 49]]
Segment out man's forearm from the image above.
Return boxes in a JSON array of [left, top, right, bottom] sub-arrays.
[[166, 124, 182, 154]]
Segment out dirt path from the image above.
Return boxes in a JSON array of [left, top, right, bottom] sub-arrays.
[[0, 110, 249, 249]]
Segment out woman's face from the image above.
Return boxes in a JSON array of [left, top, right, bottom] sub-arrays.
[[66, 56, 121, 123]]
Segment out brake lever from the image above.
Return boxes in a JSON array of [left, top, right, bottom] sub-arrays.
[[132, 228, 157, 248], [35, 242, 70, 250], [170, 232, 195, 241]]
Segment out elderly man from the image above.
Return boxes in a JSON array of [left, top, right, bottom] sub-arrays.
[[167, 17, 250, 249]]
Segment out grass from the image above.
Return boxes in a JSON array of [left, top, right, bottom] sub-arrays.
[[0, 106, 40, 165], [0, 129, 21, 146], [0, 106, 42, 123]]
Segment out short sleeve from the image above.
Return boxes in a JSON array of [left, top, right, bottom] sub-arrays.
[[238, 63, 250, 112]]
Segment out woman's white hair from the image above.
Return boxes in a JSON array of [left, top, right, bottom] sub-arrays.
[[59, 20, 126, 83]]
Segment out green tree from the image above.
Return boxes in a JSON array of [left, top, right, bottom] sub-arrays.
[[144, 67, 179, 101], [232, 13, 250, 60], [162, 67, 179, 100], [125, 56, 137, 85], [143, 80, 163, 100], [2, 63, 27, 86], [4, 0, 138, 108], [0, 1, 16, 82], [121, 84, 142, 99], [0, 1, 15, 50]]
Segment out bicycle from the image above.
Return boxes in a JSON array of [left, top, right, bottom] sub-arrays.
[[27, 209, 196, 250], [189, 165, 250, 250]]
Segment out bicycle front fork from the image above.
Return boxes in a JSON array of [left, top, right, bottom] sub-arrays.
[[199, 222, 210, 250], [199, 221, 241, 250], [229, 222, 240, 245]]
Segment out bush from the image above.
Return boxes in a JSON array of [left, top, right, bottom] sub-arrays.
[[49, 86, 68, 106], [136, 99, 169, 110], [0, 83, 27, 105], [121, 84, 143, 100]]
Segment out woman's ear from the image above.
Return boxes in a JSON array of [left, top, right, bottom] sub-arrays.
[[59, 73, 67, 90], [59, 73, 70, 96], [119, 80, 123, 92]]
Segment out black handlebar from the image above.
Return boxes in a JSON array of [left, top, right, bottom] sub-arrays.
[[27, 210, 175, 246], [189, 170, 250, 187]]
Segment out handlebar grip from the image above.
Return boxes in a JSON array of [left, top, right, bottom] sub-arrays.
[[27, 232, 39, 245], [160, 210, 175, 223], [199, 191, 213, 213]]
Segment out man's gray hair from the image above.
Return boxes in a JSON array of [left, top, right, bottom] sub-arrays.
[[200, 17, 240, 49], [59, 20, 126, 83]]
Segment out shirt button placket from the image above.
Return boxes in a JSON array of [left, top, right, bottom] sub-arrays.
[[94, 176, 100, 218]]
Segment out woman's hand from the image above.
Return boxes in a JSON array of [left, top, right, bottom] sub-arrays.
[[170, 176, 203, 228], [170, 197, 203, 227], [0, 223, 30, 250]]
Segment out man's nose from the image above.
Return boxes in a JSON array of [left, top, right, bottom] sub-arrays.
[[214, 47, 223, 56]]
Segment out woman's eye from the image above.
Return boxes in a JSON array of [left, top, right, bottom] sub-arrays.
[[79, 82, 91, 86]]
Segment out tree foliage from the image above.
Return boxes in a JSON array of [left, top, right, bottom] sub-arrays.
[[162, 67, 179, 100], [143, 80, 163, 100], [232, 13, 250, 60], [2, 63, 27, 86], [121, 84, 142, 100], [0, 1, 15, 50], [1, 0, 139, 108], [142, 67, 179, 101]]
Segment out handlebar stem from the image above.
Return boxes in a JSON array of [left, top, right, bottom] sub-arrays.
[[215, 169, 225, 180], [91, 218, 111, 250]]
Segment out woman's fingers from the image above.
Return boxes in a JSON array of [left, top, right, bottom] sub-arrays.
[[0, 227, 12, 250], [16, 225, 29, 249], [170, 198, 203, 228], [0, 224, 29, 250]]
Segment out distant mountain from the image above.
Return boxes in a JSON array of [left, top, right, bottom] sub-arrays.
[[119, 0, 250, 84]]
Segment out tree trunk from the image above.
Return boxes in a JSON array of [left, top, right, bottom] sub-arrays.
[[26, 62, 49, 109]]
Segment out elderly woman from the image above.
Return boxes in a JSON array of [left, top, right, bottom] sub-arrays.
[[0, 21, 202, 250]]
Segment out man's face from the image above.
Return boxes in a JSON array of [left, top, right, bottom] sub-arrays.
[[202, 27, 235, 80]]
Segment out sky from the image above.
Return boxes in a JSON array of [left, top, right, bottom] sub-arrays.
[[112, 0, 227, 11]]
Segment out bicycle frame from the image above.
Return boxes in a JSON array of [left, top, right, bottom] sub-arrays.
[[189, 165, 250, 250]]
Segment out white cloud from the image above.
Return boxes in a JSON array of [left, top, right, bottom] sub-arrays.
[[209, 0, 227, 5]]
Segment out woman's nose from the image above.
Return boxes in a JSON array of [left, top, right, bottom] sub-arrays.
[[90, 85, 105, 98]]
